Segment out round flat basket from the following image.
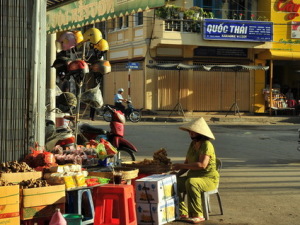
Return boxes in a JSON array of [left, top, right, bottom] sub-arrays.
[[121, 161, 172, 174], [88, 167, 139, 180]]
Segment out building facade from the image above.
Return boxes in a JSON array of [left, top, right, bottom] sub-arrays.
[[47, 0, 300, 114]]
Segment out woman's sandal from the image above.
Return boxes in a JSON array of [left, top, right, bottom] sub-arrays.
[[185, 217, 205, 224], [177, 215, 189, 221]]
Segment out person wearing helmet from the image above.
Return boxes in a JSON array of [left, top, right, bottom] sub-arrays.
[[114, 88, 127, 113], [172, 118, 219, 223]]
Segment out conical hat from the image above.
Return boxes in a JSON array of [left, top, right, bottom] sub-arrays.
[[179, 117, 215, 140]]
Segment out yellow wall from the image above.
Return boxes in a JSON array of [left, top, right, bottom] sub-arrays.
[[270, 0, 300, 52]]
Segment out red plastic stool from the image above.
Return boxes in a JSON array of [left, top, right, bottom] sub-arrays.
[[94, 184, 137, 225]]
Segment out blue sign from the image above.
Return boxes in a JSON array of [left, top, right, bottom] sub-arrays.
[[203, 19, 273, 42], [126, 62, 140, 69]]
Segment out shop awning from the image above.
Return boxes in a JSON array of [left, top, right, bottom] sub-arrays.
[[258, 50, 300, 60], [147, 63, 269, 71], [47, 0, 165, 34]]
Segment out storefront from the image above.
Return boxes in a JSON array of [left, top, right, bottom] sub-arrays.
[[146, 18, 273, 113], [258, 0, 300, 113]]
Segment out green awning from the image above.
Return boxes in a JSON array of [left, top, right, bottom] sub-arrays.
[[47, 0, 165, 34]]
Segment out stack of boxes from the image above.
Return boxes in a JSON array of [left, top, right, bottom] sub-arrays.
[[0, 185, 20, 225], [0, 170, 66, 224], [135, 174, 179, 225], [20, 184, 66, 220]]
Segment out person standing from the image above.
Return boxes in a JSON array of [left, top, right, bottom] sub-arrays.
[[114, 88, 127, 113], [172, 117, 219, 223]]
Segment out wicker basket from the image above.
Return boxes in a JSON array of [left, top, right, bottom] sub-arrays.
[[88, 167, 139, 180], [121, 161, 172, 174]]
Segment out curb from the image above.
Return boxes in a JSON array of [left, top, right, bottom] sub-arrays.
[[140, 115, 300, 124]]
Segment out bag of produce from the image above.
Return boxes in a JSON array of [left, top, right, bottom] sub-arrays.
[[95, 143, 107, 159], [100, 139, 117, 155]]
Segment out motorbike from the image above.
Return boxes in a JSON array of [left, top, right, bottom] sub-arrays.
[[102, 100, 142, 123], [69, 106, 138, 165], [45, 119, 76, 151]]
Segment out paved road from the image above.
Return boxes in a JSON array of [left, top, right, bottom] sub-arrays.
[[88, 119, 300, 225]]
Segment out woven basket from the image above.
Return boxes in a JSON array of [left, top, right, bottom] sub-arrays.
[[121, 161, 172, 174], [88, 167, 139, 180]]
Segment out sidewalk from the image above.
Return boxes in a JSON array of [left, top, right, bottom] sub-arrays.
[[140, 111, 300, 124]]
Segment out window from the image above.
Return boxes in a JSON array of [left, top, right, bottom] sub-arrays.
[[118, 17, 123, 29], [134, 12, 143, 26], [194, 0, 222, 18], [109, 18, 116, 32], [124, 15, 129, 28], [193, 0, 257, 20], [95, 21, 106, 38]]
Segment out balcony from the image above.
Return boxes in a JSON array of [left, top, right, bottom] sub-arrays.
[[150, 18, 272, 50], [164, 19, 201, 33]]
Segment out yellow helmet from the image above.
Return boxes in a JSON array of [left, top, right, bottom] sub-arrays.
[[83, 28, 102, 44], [72, 30, 84, 45], [94, 39, 109, 52]]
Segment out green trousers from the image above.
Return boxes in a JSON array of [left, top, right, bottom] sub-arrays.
[[177, 176, 218, 217]]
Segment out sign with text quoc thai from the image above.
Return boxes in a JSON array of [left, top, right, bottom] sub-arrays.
[[203, 19, 273, 42]]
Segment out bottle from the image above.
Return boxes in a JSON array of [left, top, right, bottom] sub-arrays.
[[49, 208, 67, 225]]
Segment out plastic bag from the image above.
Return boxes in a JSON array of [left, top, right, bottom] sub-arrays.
[[81, 84, 103, 108], [74, 175, 87, 187], [95, 143, 107, 159], [64, 176, 76, 190], [100, 138, 117, 155]]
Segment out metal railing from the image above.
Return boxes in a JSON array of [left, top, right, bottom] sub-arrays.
[[164, 19, 202, 33]]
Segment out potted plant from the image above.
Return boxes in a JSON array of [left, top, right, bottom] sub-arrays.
[[184, 9, 195, 19], [190, 6, 202, 19], [155, 6, 169, 19], [178, 7, 186, 19], [155, 5, 174, 19]]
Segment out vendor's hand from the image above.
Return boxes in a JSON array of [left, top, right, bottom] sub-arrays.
[[172, 163, 182, 171]]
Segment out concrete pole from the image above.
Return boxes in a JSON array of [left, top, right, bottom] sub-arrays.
[[29, 0, 47, 148], [46, 33, 57, 122]]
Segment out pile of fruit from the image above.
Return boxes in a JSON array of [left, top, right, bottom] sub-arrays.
[[138, 148, 171, 166], [19, 178, 49, 189], [0, 161, 34, 173], [0, 179, 14, 186]]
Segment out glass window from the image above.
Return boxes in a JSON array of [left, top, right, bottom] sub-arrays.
[[124, 15, 129, 28], [118, 17, 123, 29], [134, 12, 143, 26], [228, 0, 256, 20], [194, 0, 257, 20]]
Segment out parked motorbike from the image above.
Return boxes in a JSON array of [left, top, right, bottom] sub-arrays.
[[102, 100, 142, 123], [45, 119, 76, 151], [69, 106, 138, 165]]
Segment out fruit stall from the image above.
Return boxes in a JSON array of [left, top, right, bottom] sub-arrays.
[[0, 141, 177, 225]]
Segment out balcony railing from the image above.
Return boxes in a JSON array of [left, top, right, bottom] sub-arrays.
[[164, 19, 202, 33]]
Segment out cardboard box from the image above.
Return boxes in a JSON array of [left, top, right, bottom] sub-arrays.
[[20, 203, 65, 220], [135, 174, 177, 203], [0, 171, 42, 183], [21, 184, 65, 207], [0, 216, 20, 225], [136, 197, 179, 225], [0, 185, 20, 220], [0, 185, 19, 205]]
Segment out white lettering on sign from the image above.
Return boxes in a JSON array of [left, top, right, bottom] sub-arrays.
[[206, 23, 247, 34]]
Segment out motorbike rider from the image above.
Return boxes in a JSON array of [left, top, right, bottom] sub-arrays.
[[114, 88, 127, 113]]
